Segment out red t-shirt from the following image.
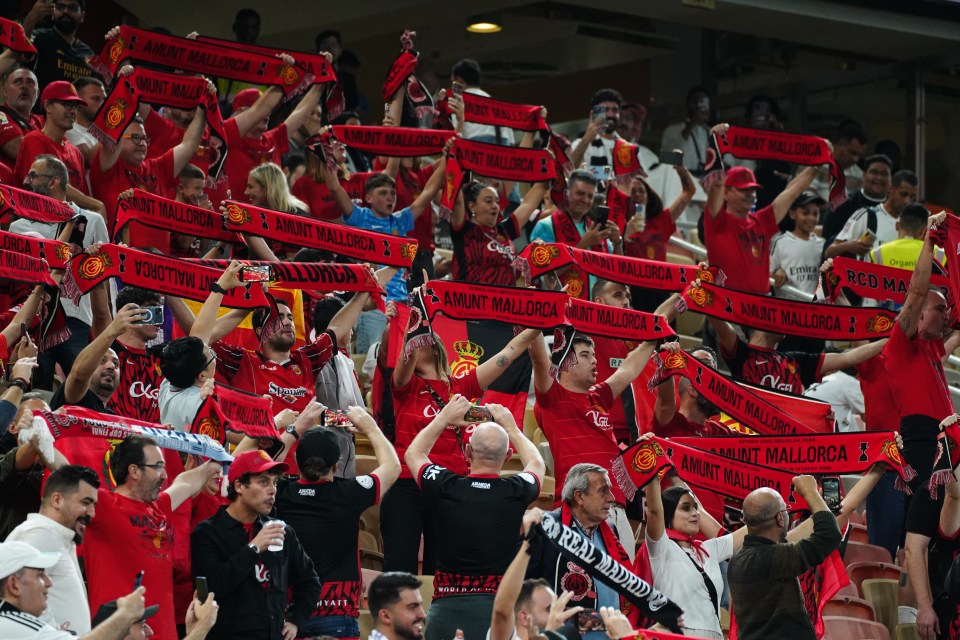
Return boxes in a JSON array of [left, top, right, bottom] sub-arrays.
[[0, 107, 43, 170], [84, 490, 177, 640], [450, 217, 521, 287], [90, 147, 177, 252], [881, 323, 951, 421], [722, 339, 823, 395], [534, 381, 626, 505], [223, 119, 288, 203], [592, 336, 636, 444], [704, 204, 779, 294], [291, 172, 372, 221], [624, 208, 675, 262], [112, 340, 162, 424], [391, 370, 483, 479], [14, 130, 88, 193], [856, 355, 899, 431]]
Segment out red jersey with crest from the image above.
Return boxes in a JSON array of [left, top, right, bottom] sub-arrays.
[[882, 323, 952, 421], [623, 208, 674, 263], [703, 203, 779, 294], [451, 217, 521, 287], [722, 339, 823, 395], [392, 370, 483, 479], [534, 381, 626, 505], [113, 340, 163, 423], [223, 119, 289, 204], [84, 490, 176, 640]]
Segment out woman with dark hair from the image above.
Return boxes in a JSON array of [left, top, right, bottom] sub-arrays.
[[450, 180, 548, 286]]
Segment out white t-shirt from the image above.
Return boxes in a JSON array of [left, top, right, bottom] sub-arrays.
[[460, 87, 514, 145], [0, 602, 75, 640], [647, 532, 732, 638], [804, 371, 865, 433], [9, 204, 108, 327], [660, 122, 711, 173], [64, 122, 97, 152], [770, 231, 825, 301], [6, 514, 90, 634], [158, 379, 203, 432], [836, 202, 898, 256]]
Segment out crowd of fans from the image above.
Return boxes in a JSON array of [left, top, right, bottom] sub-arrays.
[[0, 4, 959, 640]]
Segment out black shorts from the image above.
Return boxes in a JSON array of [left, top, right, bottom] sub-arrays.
[[900, 414, 946, 537]]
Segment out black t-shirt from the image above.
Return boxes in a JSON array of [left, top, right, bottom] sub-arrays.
[[274, 475, 379, 616], [50, 386, 112, 413], [30, 28, 95, 90], [723, 339, 823, 394], [418, 464, 539, 597]]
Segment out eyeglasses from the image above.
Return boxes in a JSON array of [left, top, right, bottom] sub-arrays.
[[123, 134, 150, 146], [204, 352, 217, 368], [26, 172, 55, 181], [54, 3, 82, 13], [138, 461, 166, 471]]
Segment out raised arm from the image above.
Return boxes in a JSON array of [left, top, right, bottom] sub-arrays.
[[164, 460, 223, 511], [488, 404, 545, 483], [232, 86, 284, 138], [475, 327, 542, 389], [528, 330, 554, 394], [704, 124, 729, 218], [667, 165, 696, 222], [785, 463, 887, 543], [899, 211, 945, 339], [326, 287, 371, 346], [347, 406, 401, 500], [569, 118, 601, 169], [409, 154, 447, 219], [404, 394, 471, 476], [283, 84, 323, 134], [0, 285, 47, 350], [643, 466, 667, 542], [511, 182, 549, 229], [62, 304, 142, 404], [821, 339, 887, 376], [189, 261, 243, 345], [605, 341, 656, 401], [173, 106, 207, 175], [321, 163, 355, 217], [771, 165, 819, 224]]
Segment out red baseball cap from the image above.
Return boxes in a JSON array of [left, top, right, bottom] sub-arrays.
[[232, 88, 262, 112], [228, 450, 288, 484], [41, 81, 87, 106], [724, 166, 762, 190]]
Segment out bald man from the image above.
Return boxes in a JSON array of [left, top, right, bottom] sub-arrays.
[[727, 475, 841, 640], [405, 395, 544, 640]]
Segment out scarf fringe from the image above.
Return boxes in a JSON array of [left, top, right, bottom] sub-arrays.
[[894, 475, 914, 496], [39, 324, 70, 351], [402, 331, 435, 363], [927, 468, 956, 499], [647, 351, 666, 392], [400, 30, 417, 51], [436, 203, 452, 222], [88, 124, 119, 153], [59, 266, 83, 305], [611, 455, 639, 502], [511, 255, 531, 286], [673, 295, 688, 315]]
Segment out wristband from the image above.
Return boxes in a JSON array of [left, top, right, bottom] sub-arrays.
[[209, 282, 227, 295], [8, 379, 28, 391]]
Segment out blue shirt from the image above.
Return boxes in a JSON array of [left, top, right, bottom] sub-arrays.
[[345, 203, 414, 302]]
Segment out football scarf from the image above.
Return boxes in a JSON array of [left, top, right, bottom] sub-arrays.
[[331, 125, 454, 157], [222, 200, 418, 269], [0, 229, 71, 269], [193, 259, 385, 297], [607, 183, 631, 232], [0, 250, 55, 287], [0, 18, 36, 57], [382, 30, 434, 117], [932, 213, 960, 322], [419, 280, 568, 329], [0, 184, 76, 224], [828, 256, 950, 304], [565, 297, 675, 341], [677, 281, 895, 341], [114, 190, 236, 243], [713, 125, 846, 208], [437, 91, 549, 132], [190, 384, 278, 442], [612, 139, 646, 179]]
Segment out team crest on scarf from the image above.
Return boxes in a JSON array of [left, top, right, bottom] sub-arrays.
[[105, 99, 128, 129], [662, 351, 687, 370], [194, 416, 225, 444], [78, 250, 113, 280], [687, 286, 713, 309], [107, 35, 127, 64], [400, 242, 418, 261], [277, 64, 300, 87], [451, 340, 483, 377], [867, 314, 894, 334], [560, 562, 597, 602], [226, 203, 252, 225], [530, 244, 561, 267], [630, 440, 665, 473], [881, 439, 904, 466]]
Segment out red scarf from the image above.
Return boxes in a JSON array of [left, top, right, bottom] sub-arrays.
[[331, 125, 454, 157], [612, 139, 646, 179], [456, 137, 556, 182], [194, 259, 385, 297], [114, 190, 236, 243], [90, 68, 228, 178], [0, 18, 36, 57], [665, 528, 710, 563], [672, 432, 915, 484], [0, 250, 55, 287], [514, 243, 723, 293], [382, 31, 434, 118], [931, 213, 960, 324], [828, 256, 950, 304], [550, 210, 603, 300], [437, 92, 548, 132], [0, 229, 71, 269], [0, 184, 77, 224], [222, 200, 418, 268], [91, 26, 309, 97], [678, 281, 895, 340], [647, 348, 822, 436], [190, 384, 279, 442], [419, 280, 568, 329], [607, 183, 630, 232], [740, 380, 835, 434], [69, 243, 273, 309], [714, 125, 846, 208], [565, 298, 675, 341], [613, 436, 812, 510]]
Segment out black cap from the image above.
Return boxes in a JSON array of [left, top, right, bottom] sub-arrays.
[[92, 601, 159, 627], [791, 190, 826, 209], [295, 427, 341, 469]]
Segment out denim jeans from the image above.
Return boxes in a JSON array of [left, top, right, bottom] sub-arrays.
[[37, 317, 91, 390], [354, 309, 387, 355], [298, 614, 360, 638], [866, 470, 905, 560]]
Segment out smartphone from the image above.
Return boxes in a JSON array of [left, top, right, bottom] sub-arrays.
[[323, 410, 353, 428], [20, 322, 26, 339], [452, 82, 464, 97], [859, 229, 877, 245], [134, 570, 144, 589], [464, 405, 493, 423], [132, 306, 164, 326], [587, 165, 613, 181], [659, 149, 684, 166], [591, 105, 606, 123], [576, 611, 606, 633], [195, 576, 209, 602], [239, 265, 273, 282], [821, 476, 841, 514], [595, 205, 610, 229]]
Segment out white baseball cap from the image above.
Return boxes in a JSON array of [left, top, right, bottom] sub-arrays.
[[0, 542, 60, 580]]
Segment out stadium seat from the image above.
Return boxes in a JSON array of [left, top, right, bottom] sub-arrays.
[[846, 562, 902, 595], [844, 541, 893, 565], [823, 595, 876, 621], [846, 522, 869, 544], [861, 578, 899, 637], [894, 623, 919, 640], [822, 615, 891, 640], [355, 454, 378, 476], [417, 574, 435, 613], [360, 568, 381, 608]]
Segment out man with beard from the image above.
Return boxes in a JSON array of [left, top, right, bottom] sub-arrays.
[[192, 450, 320, 640], [65, 77, 105, 163], [570, 88, 626, 170], [0, 68, 43, 171], [6, 465, 100, 634], [15, 82, 90, 195], [12, 155, 108, 389], [22, 0, 95, 90], [727, 475, 841, 640], [71, 435, 222, 640], [367, 572, 427, 640]]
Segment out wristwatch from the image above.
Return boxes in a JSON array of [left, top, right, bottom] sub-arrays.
[[248, 542, 260, 554], [209, 282, 227, 295], [285, 423, 300, 440]]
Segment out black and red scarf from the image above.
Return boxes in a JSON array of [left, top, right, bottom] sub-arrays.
[[382, 30, 434, 118], [113, 190, 236, 243], [0, 18, 35, 59], [826, 256, 950, 305], [331, 125, 454, 157], [564, 298, 675, 342], [436, 91, 548, 132], [190, 384, 279, 443], [0, 184, 77, 225], [419, 280, 568, 329]]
